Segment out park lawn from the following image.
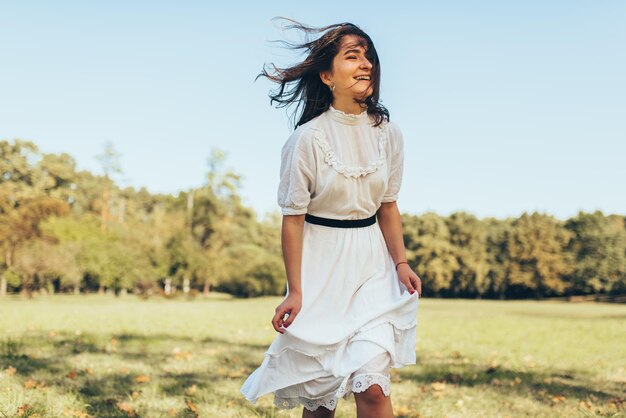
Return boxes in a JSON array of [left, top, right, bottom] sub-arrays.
[[0, 294, 624, 418]]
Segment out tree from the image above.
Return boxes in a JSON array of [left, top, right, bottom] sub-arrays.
[[565, 211, 626, 294], [483, 217, 511, 299], [403, 212, 459, 296], [0, 196, 70, 295], [95, 141, 122, 231], [446, 212, 488, 297], [506, 212, 573, 298]]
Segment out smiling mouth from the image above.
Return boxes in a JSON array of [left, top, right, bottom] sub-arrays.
[[354, 75, 371, 81]]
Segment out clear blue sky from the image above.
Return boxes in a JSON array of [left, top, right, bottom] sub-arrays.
[[1, 1, 624, 221]]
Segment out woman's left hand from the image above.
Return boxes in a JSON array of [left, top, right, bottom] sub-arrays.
[[397, 264, 422, 297]]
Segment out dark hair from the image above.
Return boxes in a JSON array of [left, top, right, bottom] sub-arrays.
[[257, 18, 390, 129]]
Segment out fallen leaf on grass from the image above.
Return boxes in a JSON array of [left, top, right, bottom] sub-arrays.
[[186, 399, 199, 416], [67, 371, 79, 380], [17, 404, 32, 416], [185, 384, 198, 396], [131, 390, 141, 399], [431, 382, 446, 391], [167, 408, 177, 417], [394, 405, 421, 418], [119, 367, 130, 375], [552, 395, 565, 404], [24, 378, 46, 389], [116, 402, 137, 417], [62, 407, 93, 418], [134, 375, 150, 383], [579, 400, 593, 410], [4, 366, 16, 376]]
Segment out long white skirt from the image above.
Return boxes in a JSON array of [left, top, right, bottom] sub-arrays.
[[240, 220, 420, 411]]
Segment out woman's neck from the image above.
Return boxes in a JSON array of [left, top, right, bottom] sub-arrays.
[[331, 97, 366, 115]]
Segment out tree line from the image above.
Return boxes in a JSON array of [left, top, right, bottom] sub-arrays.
[[1, 139, 624, 299]]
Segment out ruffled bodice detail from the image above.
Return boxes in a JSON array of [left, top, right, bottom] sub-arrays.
[[312, 123, 388, 179]]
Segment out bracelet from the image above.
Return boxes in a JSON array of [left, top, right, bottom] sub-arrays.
[[395, 261, 409, 270]]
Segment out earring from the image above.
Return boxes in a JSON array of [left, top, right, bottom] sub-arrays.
[[329, 81, 335, 92]]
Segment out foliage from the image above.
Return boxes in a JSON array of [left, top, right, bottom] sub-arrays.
[[1, 138, 625, 299]]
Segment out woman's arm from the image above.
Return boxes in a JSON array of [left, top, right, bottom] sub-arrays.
[[377, 201, 422, 296], [271, 214, 305, 333], [281, 215, 305, 296]]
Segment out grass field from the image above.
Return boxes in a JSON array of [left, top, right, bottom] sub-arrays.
[[0, 294, 624, 418]]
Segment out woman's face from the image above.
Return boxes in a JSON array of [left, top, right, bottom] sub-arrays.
[[322, 34, 374, 101]]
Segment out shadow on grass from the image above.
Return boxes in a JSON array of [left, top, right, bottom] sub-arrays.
[[4, 329, 625, 416], [0, 330, 267, 416], [400, 353, 623, 405]]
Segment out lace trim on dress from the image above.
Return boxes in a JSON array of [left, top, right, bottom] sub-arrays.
[[346, 373, 391, 396], [273, 372, 391, 411], [328, 105, 368, 122], [312, 124, 388, 179], [274, 394, 338, 412]]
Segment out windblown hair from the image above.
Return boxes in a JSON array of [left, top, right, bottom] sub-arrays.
[[257, 18, 390, 128]]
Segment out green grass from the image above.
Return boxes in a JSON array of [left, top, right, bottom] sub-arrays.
[[0, 294, 624, 418]]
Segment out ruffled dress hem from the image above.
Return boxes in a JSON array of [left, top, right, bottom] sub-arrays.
[[240, 318, 417, 411]]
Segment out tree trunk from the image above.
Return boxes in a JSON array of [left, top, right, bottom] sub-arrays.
[[203, 280, 211, 296], [0, 275, 6, 297], [164, 278, 172, 295], [2, 247, 13, 297], [98, 284, 105, 295], [183, 278, 190, 294], [73, 284, 80, 295], [101, 182, 110, 231]]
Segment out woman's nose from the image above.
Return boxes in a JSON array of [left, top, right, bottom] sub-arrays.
[[361, 58, 373, 69]]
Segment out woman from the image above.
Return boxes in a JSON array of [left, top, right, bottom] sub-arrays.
[[241, 19, 422, 418]]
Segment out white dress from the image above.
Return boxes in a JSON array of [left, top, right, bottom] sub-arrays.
[[240, 105, 420, 411]]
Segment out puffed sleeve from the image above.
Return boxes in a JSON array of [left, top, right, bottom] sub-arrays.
[[276, 129, 316, 215], [381, 121, 405, 203]]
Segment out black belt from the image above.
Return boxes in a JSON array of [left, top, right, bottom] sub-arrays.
[[305, 213, 376, 228]]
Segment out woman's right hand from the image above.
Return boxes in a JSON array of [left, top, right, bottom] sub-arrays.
[[272, 292, 302, 334]]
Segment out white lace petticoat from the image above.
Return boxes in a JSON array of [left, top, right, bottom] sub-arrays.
[[274, 372, 391, 412]]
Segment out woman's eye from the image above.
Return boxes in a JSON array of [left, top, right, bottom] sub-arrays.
[[347, 56, 357, 60]]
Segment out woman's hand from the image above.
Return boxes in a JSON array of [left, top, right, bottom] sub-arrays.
[[272, 292, 302, 334], [397, 264, 422, 297]]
